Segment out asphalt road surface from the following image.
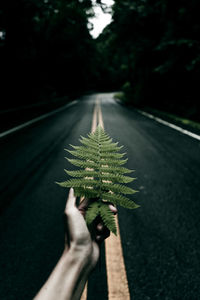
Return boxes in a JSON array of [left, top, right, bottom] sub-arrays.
[[0, 93, 200, 300]]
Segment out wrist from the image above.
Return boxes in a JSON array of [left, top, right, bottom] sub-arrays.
[[62, 245, 93, 273], [34, 246, 93, 300]]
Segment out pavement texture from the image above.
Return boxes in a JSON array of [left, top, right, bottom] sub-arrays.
[[0, 93, 200, 300]]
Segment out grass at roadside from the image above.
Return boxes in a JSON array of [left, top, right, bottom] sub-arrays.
[[114, 92, 200, 132], [114, 92, 127, 103], [143, 107, 200, 131]]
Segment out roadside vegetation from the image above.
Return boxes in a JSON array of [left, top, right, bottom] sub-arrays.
[[97, 0, 200, 122], [144, 107, 200, 132]]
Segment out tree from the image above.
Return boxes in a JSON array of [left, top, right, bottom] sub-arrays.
[[0, 0, 97, 107], [96, 0, 200, 121]]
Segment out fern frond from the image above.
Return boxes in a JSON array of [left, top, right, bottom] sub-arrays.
[[99, 203, 117, 235], [80, 137, 98, 150], [67, 149, 99, 163], [74, 187, 99, 198], [85, 202, 100, 225], [66, 159, 98, 169], [101, 141, 119, 147], [68, 145, 97, 156], [64, 170, 98, 178], [56, 124, 139, 235], [102, 193, 140, 209], [59, 178, 100, 188], [101, 145, 123, 152], [100, 158, 128, 166], [100, 152, 126, 159], [99, 166, 134, 174], [100, 173, 135, 183], [101, 182, 137, 195]]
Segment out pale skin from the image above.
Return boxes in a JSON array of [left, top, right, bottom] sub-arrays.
[[34, 188, 117, 300]]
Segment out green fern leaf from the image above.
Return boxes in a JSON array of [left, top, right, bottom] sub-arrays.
[[102, 192, 140, 209], [64, 170, 98, 178], [80, 137, 98, 150], [66, 158, 98, 169], [59, 178, 100, 189], [101, 152, 126, 159], [74, 187, 99, 198], [85, 202, 100, 225], [66, 149, 99, 162], [101, 182, 137, 195], [67, 145, 97, 156], [100, 166, 134, 174], [99, 203, 117, 235], [101, 158, 128, 166], [100, 173, 135, 184], [56, 124, 139, 235]]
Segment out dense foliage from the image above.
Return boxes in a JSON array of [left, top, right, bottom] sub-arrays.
[[1, 0, 200, 120], [0, 0, 96, 107], [97, 0, 200, 121]]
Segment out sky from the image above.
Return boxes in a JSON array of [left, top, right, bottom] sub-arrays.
[[89, 0, 114, 39]]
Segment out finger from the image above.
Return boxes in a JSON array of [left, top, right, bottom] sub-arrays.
[[108, 204, 118, 215], [64, 188, 76, 248], [65, 188, 76, 213], [94, 203, 117, 243], [64, 189, 90, 243], [96, 235, 101, 242], [94, 218, 110, 242], [78, 198, 90, 217], [63, 213, 70, 250], [95, 227, 110, 243], [97, 223, 104, 232]]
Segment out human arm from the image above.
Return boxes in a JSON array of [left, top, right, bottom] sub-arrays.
[[34, 188, 117, 300]]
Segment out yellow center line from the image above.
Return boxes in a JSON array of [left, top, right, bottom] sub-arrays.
[[98, 99, 131, 300], [97, 100, 104, 129], [91, 99, 98, 133], [81, 97, 131, 300], [80, 281, 88, 300], [80, 98, 99, 300]]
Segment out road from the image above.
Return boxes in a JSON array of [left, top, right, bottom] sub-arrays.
[[0, 93, 200, 300]]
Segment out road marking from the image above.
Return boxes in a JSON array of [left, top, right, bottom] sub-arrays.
[[97, 100, 104, 128], [81, 96, 131, 300], [80, 99, 99, 300], [80, 282, 88, 300], [105, 217, 131, 300], [138, 110, 200, 141], [91, 100, 98, 133], [97, 100, 131, 300], [0, 100, 78, 138]]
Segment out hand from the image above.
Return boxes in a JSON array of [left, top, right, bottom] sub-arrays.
[[34, 188, 117, 300], [64, 188, 117, 270]]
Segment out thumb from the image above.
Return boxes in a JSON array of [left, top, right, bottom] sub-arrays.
[[65, 188, 76, 212]]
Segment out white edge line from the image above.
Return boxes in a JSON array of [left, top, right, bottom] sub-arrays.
[[138, 110, 200, 141], [0, 100, 78, 138]]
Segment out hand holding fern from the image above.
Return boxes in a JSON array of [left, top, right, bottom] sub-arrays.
[[64, 188, 117, 269], [78, 194, 117, 244], [34, 188, 117, 300], [57, 125, 139, 236]]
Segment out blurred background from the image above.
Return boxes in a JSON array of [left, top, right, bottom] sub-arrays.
[[1, 0, 200, 124], [1, 2, 200, 299]]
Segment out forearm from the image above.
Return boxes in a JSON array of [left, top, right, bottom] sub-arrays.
[[33, 249, 91, 300]]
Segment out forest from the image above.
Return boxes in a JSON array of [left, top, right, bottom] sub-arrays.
[[0, 0, 200, 121]]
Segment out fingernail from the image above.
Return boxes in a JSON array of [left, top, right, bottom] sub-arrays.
[[70, 187, 74, 196], [109, 204, 117, 213], [97, 224, 103, 231], [96, 235, 101, 241]]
